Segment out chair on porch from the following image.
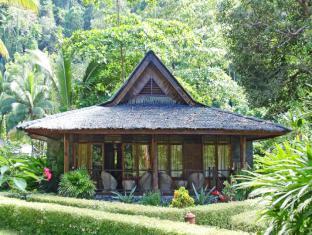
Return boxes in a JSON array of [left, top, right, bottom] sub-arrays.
[[159, 172, 172, 193], [101, 171, 118, 191], [187, 172, 204, 191], [139, 171, 152, 193]]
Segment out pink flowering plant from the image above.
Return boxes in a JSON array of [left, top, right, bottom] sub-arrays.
[[43, 167, 52, 181]]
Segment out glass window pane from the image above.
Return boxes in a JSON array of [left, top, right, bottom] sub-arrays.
[[203, 145, 215, 177], [137, 145, 151, 176], [218, 145, 230, 177], [158, 145, 169, 172], [124, 144, 134, 177], [92, 144, 103, 169], [78, 144, 91, 169], [170, 145, 182, 177]]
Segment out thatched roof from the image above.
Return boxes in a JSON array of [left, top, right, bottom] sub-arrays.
[[17, 104, 290, 139], [17, 51, 290, 140]]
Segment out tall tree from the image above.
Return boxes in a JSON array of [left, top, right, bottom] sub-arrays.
[[218, 0, 312, 115]]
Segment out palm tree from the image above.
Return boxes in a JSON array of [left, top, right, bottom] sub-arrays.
[[5, 70, 53, 129], [30, 49, 99, 112], [0, 0, 39, 58]]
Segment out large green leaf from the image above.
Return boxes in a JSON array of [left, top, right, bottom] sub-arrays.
[[55, 51, 72, 111], [12, 177, 27, 192], [27, 49, 53, 77], [0, 165, 9, 175]]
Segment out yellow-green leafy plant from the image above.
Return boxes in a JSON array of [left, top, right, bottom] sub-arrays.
[[58, 169, 95, 199], [170, 187, 194, 208]]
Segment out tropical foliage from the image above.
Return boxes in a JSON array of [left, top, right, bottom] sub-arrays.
[[236, 141, 312, 234], [0, 144, 46, 191], [58, 169, 95, 199]]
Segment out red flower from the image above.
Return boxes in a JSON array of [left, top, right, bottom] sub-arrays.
[[43, 168, 52, 181], [219, 194, 226, 202], [211, 190, 221, 196]]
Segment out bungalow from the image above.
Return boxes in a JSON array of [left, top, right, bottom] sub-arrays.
[[18, 51, 290, 193]]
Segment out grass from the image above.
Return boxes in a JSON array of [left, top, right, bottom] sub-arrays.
[[0, 196, 248, 235]]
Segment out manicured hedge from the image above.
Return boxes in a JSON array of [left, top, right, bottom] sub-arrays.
[[0, 196, 246, 235], [230, 210, 265, 233], [22, 194, 260, 230]]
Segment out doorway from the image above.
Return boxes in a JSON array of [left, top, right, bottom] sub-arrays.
[[104, 143, 122, 189]]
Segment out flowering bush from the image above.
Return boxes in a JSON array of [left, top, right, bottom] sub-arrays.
[[43, 168, 52, 181], [170, 187, 194, 208]]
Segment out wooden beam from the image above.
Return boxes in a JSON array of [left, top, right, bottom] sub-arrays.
[[151, 135, 158, 191], [64, 134, 69, 173], [240, 136, 246, 169]]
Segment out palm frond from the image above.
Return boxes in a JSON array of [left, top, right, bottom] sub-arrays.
[[55, 51, 72, 111], [0, 39, 9, 59], [0, 0, 39, 14]]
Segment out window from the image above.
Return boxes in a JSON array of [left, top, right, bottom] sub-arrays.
[[124, 144, 135, 177], [92, 144, 103, 169], [77, 144, 91, 169], [123, 144, 151, 178], [202, 143, 231, 177], [157, 144, 183, 177], [171, 145, 183, 177], [203, 145, 215, 177], [218, 145, 230, 177], [137, 145, 151, 176], [157, 145, 169, 173]]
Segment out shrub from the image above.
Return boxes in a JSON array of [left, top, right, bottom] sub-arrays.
[[230, 210, 265, 233], [58, 169, 95, 199], [0, 196, 244, 235], [236, 141, 312, 234], [7, 193, 261, 231], [170, 187, 194, 208], [140, 191, 161, 206]]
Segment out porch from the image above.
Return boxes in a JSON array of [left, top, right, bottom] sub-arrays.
[[63, 134, 251, 193]]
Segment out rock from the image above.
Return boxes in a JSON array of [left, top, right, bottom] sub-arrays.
[[188, 172, 204, 191], [159, 172, 172, 193], [101, 171, 117, 191], [139, 171, 152, 192]]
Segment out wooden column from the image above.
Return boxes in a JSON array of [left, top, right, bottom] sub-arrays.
[[240, 136, 246, 169], [64, 134, 70, 173], [152, 135, 159, 191], [214, 136, 218, 188]]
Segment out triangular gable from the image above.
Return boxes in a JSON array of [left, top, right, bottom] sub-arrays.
[[103, 51, 198, 106]]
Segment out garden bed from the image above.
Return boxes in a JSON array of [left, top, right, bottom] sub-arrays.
[[0, 196, 247, 235]]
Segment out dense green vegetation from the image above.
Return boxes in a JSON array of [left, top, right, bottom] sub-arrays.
[[237, 141, 312, 234], [0, 1, 311, 234]]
